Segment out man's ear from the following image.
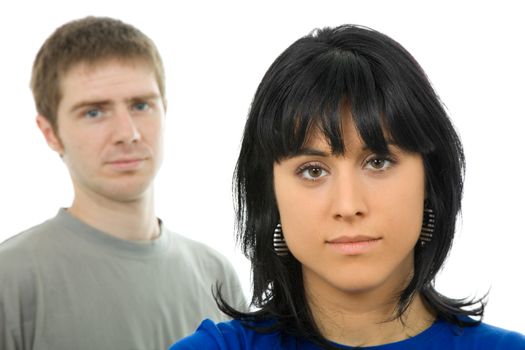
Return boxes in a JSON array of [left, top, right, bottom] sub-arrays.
[[36, 115, 64, 155]]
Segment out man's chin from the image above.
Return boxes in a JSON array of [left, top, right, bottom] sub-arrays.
[[96, 180, 154, 203]]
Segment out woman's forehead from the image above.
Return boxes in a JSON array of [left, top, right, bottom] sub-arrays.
[[300, 116, 393, 154], [303, 120, 359, 148]]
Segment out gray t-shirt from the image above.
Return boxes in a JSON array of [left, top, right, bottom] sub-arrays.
[[0, 209, 245, 350]]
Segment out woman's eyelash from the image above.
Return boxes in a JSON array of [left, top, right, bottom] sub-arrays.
[[364, 155, 397, 170], [295, 162, 325, 174], [293, 153, 397, 181], [295, 162, 329, 181]]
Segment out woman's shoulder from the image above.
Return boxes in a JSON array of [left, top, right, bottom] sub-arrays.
[[459, 321, 525, 348], [168, 318, 287, 350], [425, 318, 525, 349], [169, 317, 525, 350]]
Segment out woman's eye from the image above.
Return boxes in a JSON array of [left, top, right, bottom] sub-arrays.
[[365, 157, 394, 171], [298, 165, 328, 181]]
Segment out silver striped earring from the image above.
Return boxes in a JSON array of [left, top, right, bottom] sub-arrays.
[[273, 223, 289, 256], [420, 207, 435, 246]]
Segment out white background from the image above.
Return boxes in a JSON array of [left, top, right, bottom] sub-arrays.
[[1, 0, 523, 333]]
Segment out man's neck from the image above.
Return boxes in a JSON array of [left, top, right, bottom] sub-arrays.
[[68, 188, 159, 241]]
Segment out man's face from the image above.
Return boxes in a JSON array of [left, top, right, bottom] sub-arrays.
[[38, 59, 165, 204]]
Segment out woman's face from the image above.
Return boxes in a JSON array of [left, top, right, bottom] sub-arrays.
[[273, 120, 426, 300]]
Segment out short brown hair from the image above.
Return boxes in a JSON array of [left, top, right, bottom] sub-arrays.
[[30, 16, 165, 132]]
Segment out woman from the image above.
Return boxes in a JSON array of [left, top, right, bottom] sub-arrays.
[[170, 25, 525, 349]]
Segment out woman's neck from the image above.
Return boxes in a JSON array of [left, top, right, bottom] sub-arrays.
[[306, 280, 435, 347]]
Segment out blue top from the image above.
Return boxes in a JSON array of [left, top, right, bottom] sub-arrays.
[[169, 318, 525, 349]]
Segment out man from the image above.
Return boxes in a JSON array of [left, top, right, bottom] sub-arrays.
[[0, 16, 244, 350]]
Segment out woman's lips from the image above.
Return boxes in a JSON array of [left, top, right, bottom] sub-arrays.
[[326, 236, 382, 255]]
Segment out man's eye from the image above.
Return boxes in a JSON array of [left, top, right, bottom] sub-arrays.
[[85, 108, 102, 118], [133, 102, 150, 111]]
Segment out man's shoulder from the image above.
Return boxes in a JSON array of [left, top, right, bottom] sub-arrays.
[[165, 229, 238, 275], [0, 218, 58, 299], [168, 229, 220, 255], [0, 215, 59, 258], [165, 228, 247, 310], [168, 230, 224, 257]]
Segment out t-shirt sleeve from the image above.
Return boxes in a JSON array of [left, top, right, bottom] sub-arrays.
[[0, 243, 38, 350]]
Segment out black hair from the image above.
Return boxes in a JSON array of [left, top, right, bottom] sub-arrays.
[[217, 24, 485, 348]]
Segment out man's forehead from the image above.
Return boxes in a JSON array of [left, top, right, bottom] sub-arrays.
[[56, 59, 161, 112], [61, 57, 153, 78], [59, 58, 158, 93]]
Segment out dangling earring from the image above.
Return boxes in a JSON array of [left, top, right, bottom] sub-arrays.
[[273, 223, 289, 256], [420, 207, 435, 246]]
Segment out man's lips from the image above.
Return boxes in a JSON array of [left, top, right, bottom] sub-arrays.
[[108, 157, 146, 164], [106, 157, 148, 170]]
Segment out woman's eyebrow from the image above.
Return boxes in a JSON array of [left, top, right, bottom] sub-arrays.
[[293, 147, 330, 157], [360, 141, 396, 152], [292, 141, 396, 158]]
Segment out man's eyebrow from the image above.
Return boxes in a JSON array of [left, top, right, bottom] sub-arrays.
[[68, 93, 162, 114], [127, 93, 161, 102], [69, 99, 111, 114]]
